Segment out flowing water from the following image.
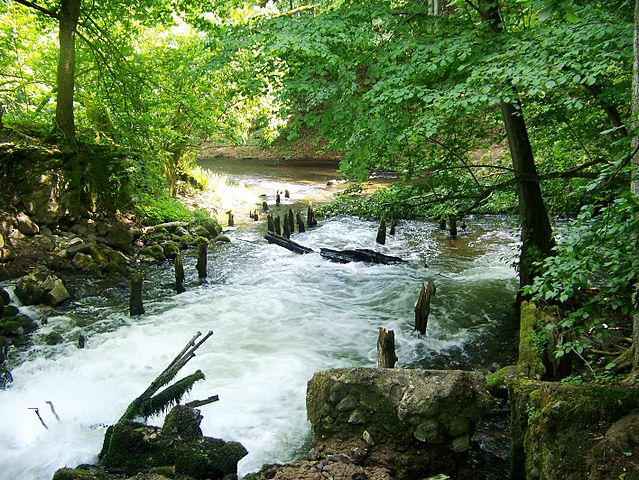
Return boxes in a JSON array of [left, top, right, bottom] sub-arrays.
[[0, 157, 520, 480]]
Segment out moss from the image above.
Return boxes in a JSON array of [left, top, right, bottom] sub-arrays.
[[485, 365, 516, 394], [517, 302, 546, 379]]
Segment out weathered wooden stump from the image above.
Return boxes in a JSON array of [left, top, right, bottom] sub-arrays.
[[448, 215, 457, 237], [267, 214, 275, 233], [276, 191, 281, 206], [78, 334, 86, 349], [414, 279, 436, 335], [274, 215, 282, 235], [438, 216, 447, 230], [376, 218, 386, 245], [296, 211, 305, 233], [377, 327, 398, 368], [253, 211, 259, 221], [196, 239, 208, 281], [227, 211, 234, 227], [287, 209, 295, 234], [175, 253, 186, 294], [283, 215, 291, 238], [284, 189, 290, 198], [390, 219, 397, 236], [307, 205, 318, 228], [262, 201, 269, 212], [129, 274, 145, 316]]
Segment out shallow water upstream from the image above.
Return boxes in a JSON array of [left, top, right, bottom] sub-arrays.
[[0, 157, 520, 479]]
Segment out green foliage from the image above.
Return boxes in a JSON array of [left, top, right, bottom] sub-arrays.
[[525, 168, 639, 361], [137, 370, 205, 419]]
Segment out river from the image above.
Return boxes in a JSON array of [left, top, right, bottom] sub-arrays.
[[0, 156, 520, 479]]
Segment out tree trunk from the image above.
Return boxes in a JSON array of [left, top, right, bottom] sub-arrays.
[[129, 274, 145, 316], [632, 0, 639, 373], [500, 100, 554, 289], [478, 0, 554, 291], [414, 280, 436, 335], [55, 0, 81, 144]]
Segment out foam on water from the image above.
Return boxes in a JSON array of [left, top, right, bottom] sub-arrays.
[[0, 215, 519, 479]]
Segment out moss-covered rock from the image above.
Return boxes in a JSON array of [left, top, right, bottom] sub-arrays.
[[160, 242, 180, 259], [0, 288, 10, 306], [14, 269, 70, 306], [306, 368, 493, 478], [45, 331, 64, 345], [510, 379, 639, 479], [517, 302, 546, 380], [486, 365, 517, 397], [0, 314, 38, 336], [189, 224, 211, 239], [99, 406, 247, 479]]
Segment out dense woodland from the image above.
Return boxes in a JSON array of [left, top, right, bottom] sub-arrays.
[[1, 0, 638, 384]]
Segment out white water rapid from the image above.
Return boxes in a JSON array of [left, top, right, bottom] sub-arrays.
[[0, 159, 520, 480]]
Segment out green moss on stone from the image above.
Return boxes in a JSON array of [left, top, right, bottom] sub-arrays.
[[517, 302, 546, 379]]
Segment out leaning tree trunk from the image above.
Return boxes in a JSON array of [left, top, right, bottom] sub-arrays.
[[479, 0, 554, 291], [55, 0, 81, 144], [500, 100, 554, 290]]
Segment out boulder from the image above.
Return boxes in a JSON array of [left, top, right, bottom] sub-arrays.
[[160, 241, 180, 259], [45, 331, 64, 345], [98, 406, 247, 479], [73, 252, 99, 273], [0, 288, 10, 306], [15, 270, 70, 306], [15, 211, 39, 236], [213, 235, 231, 243], [103, 227, 134, 253], [510, 379, 639, 480], [306, 368, 493, 478], [189, 224, 211, 239], [0, 313, 38, 336]]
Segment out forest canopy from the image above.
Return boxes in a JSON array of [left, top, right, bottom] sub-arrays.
[[1, 0, 638, 379]]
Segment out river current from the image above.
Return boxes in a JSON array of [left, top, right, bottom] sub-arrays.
[[0, 157, 519, 479]]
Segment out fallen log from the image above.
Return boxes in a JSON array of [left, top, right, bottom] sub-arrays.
[[264, 232, 313, 254], [320, 248, 407, 265]]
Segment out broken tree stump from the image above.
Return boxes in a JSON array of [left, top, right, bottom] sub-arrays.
[[283, 215, 291, 238], [414, 279, 436, 335], [267, 214, 275, 233], [227, 211, 234, 227], [296, 211, 306, 233], [377, 328, 398, 368], [307, 205, 318, 228], [438, 216, 447, 230], [287, 208, 295, 235], [376, 218, 386, 245], [276, 191, 281, 205], [262, 201, 269, 212], [196, 239, 208, 281], [284, 189, 290, 198], [253, 211, 259, 221], [389, 219, 397, 236], [274, 215, 282, 235], [448, 215, 457, 237], [264, 232, 313, 254], [175, 254, 186, 294], [129, 274, 145, 316]]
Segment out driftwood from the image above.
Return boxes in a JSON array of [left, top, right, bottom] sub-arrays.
[[130, 274, 145, 316], [118, 331, 216, 422], [377, 328, 398, 368], [414, 279, 436, 335], [175, 254, 186, 294], [264, 232, 313, 254], [320, 248, 406, 265], [265, 233, 407, 264], [376, 218, 386, 245]]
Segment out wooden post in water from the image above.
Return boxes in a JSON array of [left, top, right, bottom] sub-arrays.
[[129, 273, 145, 316], [274, 215, 282, 235], [377, 328, 398, 368], [414, 279, 436, 335], [253, 211, 259, 221], [267, 214, 275, 233], [227, 210, 234, 227], [448, 215, 457, 237], [196, 239, 208, 281], [285, 189, 290, 198], [438, 216, 447, 230], [276, 191, 281, 206], [175, 253, 186, 294], [376, 218, 386, 245], [296, 211, 306, 233], [283, 215, 291, 238], [262, 201, 269, 212], [288, 208, 295, 235], [307, 205, 318, 228], [389, 219, 397, 236], [78, 334, 85, 349]]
